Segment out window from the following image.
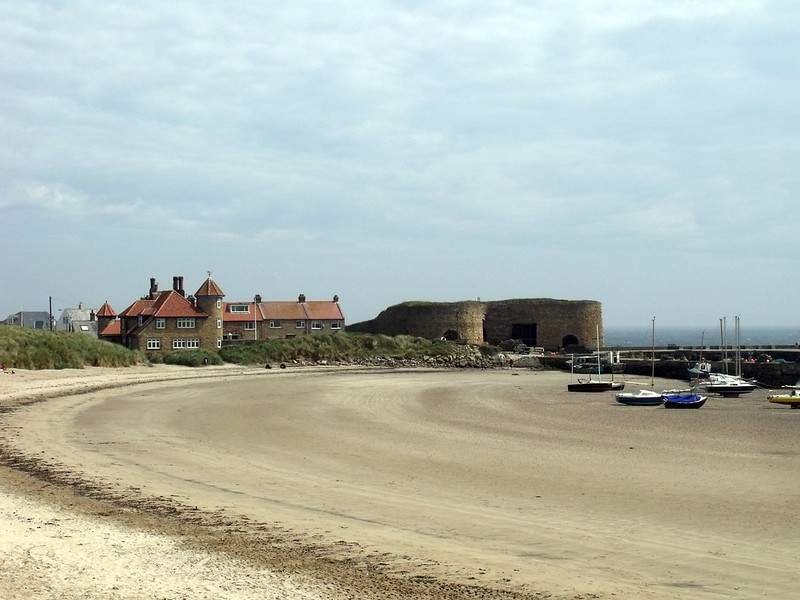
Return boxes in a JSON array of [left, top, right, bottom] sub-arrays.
[[269, 320, 282, 329], [244, 322, 256, 330], [311, 321, 323, 330], [216, 300, 222, 309], [34, 321, 45, 329], [295, 320, 305, 329], [216, 339, 222, 349], [172, 339, 186, 349], [155, 318, 166, 329], [147, 339, 161, 350], [330, 321, 342, 330], [217, 319, 222, 329], [186, 339, 199, 349], [80, 325, 89, 332], [230, 305, 249, 313], [177, 318, 195, 329]]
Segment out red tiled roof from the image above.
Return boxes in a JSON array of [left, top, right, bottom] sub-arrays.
[[99, 320, 121, 336], [259, 302, 308, 321], [222, 302, 264, 322], [118, 298, 155, 318], [152, 290, 207, 318], [195, 277, 225, 297], [304, 301, 345, 321], [96, 301, 116, 317]]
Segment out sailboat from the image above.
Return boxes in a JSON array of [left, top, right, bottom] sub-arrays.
[[616, 317, 663, 405], [568, 326, 625, 393], [702, 317, 757, 397]]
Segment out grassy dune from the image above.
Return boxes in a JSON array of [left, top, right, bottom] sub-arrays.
[[0, 326, 143, 369], [219, 333, 470, 365]]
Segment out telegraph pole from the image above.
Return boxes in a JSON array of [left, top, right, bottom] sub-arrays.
[[49, 296, 53, 331]]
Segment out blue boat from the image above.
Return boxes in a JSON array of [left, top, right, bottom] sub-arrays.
[[662, 392, 707, 409]]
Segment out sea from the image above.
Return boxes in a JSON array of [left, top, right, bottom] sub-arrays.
[[604, 326, 800, 348]]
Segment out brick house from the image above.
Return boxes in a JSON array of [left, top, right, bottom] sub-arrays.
[[113, 275, 224, 353], [223, 294, 345, 340]]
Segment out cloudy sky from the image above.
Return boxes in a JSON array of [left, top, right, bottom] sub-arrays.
[[1, 1, 798, 327]]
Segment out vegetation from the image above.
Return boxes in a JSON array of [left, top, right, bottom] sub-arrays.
[[0, 326, 142, 370], [219, 333, 464, 365], [161, 349, 224, 367]]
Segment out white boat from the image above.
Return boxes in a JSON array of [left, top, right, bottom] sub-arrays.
[[615, 389, 663, 406], [704, 374, 757, 397]]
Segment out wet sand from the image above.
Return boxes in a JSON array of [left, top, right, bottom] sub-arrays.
[[2, 368, 799, 599]]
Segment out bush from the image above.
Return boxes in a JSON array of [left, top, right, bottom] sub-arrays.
[[162, 349, 223, 367], [498, 339, 521, 351], [479, 345, 502, 357], [0, 326, 142, 370]]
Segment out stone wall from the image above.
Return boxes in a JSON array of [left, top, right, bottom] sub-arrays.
[[348, 298, 602, 350]]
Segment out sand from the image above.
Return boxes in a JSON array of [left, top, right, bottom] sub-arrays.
[[1, 367, 799, 599]]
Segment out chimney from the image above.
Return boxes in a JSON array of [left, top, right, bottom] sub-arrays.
[[172, 276, 180, 293], [90, 310, 96, 322], [188, 295, 196, 307], [298, 293, 306, 303], [78, 301, 83, 310], [178, 276, 185, 296], [150, 277, 158, 299], [333, 294, 339, 303], [254, 294, 262, 303]]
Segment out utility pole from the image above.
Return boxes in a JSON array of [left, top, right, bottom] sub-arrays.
[[49, 296, 53, 331]]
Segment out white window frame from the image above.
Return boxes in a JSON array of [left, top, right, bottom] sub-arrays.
[[311, 321, 323, 330], [172, 339, 186, 349], [147, 339, 161, 350], [295, 320, 305, 329], [330, 321, 342, 330], [244, 321, 256, 331], [186, 338, 199, 349], [230, 305, 249, 313], [269, 320, 282, 329], [217, 319, 222, 329], [216, 300, 222, 309], [155, 318, 166, 329], [216, 339, 222, 349], [176, 318, 196, 329]]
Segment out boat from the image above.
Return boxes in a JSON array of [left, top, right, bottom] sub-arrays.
[[569, 380, 625, 392], [615, 317, 659, 404], [615, 389, 663, 405], [567, 326, 625, 393], [767, 387, 800, 409], [662, 392, 708, 409], [704, 374, 757, 397]]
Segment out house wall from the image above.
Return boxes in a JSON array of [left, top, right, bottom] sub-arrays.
[[136, 317, 211, 352]]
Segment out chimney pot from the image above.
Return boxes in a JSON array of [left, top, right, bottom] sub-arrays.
[[298, 293, 306, 303], [254, 294, 262, 303], [333, 294, 339, 303], [178, 276, 185, 296]]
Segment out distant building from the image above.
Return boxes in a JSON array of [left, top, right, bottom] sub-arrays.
[[2, 311, 53, 330], [56, 302, 95, 332], [223, 294, 345, 341]]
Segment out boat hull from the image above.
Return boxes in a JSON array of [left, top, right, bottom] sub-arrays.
[[663, 393, 707, 409], [705, 385, 756, 397], [615, 394, 663, 406], [768, 396, 800, 408], [568, 382, 625, 393]]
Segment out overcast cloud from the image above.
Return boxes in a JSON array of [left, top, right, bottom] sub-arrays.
[[1, 1, 798, 327]]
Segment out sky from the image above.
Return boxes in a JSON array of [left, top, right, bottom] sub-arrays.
[[1, 0, 798, 327]]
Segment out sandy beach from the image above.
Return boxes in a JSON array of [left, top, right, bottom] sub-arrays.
[[1, 366, 798, 599]]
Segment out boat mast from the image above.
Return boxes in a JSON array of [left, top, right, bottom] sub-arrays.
[[651, 316, 656, 387]]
